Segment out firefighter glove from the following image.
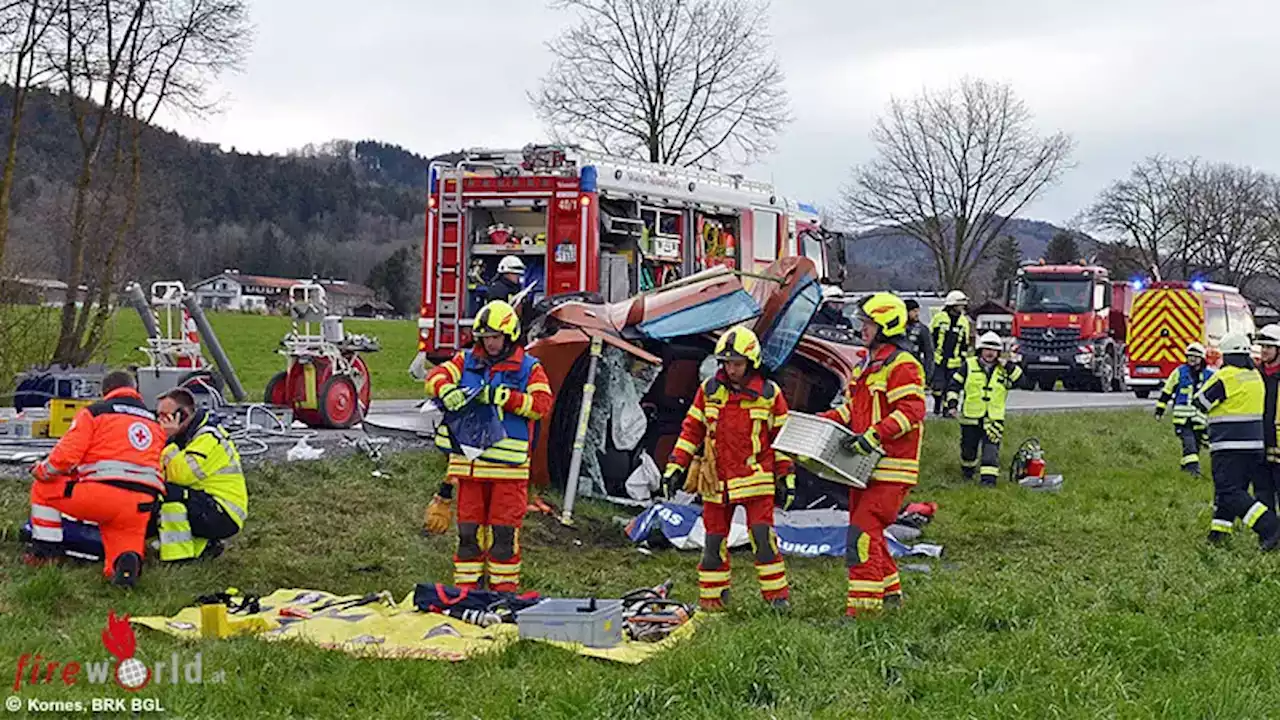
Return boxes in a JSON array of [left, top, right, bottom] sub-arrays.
[[661, 465, 686, 498], [984, 419, 1004, 444], [438, 384, 468, 412], [777, 473, 796, 511], [843, 428, 881, 455], [423, 494, 452, 535], [477, 385, 512, 407], [1153, 405, 1165, 421]]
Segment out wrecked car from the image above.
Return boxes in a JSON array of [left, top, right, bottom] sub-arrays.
[[524, 256, 867, 510]]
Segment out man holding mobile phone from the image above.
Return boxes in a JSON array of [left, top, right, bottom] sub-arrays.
[[154, 388, 247, 561]]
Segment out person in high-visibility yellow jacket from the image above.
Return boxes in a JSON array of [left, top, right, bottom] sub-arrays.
[[155, 388, 247, 561], [1193, 332, 1280, 550], [1154, 342, 1212, 476], [946, 332, 1022, 486], [929, 290, 972, 416]]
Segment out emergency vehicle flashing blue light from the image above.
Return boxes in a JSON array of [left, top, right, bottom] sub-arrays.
[[580, 165, 598, 193], [1131, 279, 1144, 291], [1192, 279, 1206, 292]]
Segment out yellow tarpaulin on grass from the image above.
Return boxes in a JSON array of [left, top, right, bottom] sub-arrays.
[[131, 587, 704, 664]]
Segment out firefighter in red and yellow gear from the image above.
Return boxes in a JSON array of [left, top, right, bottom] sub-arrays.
[[422, 300, 552, 592], [24, 371, 165, 587], [819, 293, 927, 617], [662, 326, 794, 611]]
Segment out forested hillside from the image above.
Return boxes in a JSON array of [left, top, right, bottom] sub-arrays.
[[0, 87, 429, 297]]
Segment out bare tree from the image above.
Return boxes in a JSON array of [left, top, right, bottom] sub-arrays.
[[530, 0, 790, 167], [1180, 162, 1275, 290], [0, 0, 56, 272], [842, 78, 1073, 291], [1084, 155, 1184, 275], [48, 0, 249, 365]]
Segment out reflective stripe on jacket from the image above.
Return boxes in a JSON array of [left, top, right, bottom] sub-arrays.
[[34, 388, 164, 493], [425, 346, 552, 481], [666, 371, 793, 504], [1157, 364, 1213, 426], [819, 343, 927, 485], [1195, 363, 1265, 453], [950, 356, 1022, 424], [930, 311, 972, 370]]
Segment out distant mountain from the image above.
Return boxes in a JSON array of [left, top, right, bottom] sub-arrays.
[[840, 217, 1097, 293]]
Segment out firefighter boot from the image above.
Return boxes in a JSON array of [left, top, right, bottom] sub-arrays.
[[112, 551, 142, 588], [883, 592, 904, 611], [770, 596, 791, 612]]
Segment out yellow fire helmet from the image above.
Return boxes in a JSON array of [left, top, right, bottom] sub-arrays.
[[715, 325, 762, 368], [473, 300, 520, 342], [854, 292, 908, 338]]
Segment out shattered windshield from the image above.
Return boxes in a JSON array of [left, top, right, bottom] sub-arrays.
[[1016, 278, 1091, 314], [636, 289, 762, 340], [760, 276, 822, 371]]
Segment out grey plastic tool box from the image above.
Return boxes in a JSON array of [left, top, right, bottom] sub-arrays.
[[517, 598, 623, 648]]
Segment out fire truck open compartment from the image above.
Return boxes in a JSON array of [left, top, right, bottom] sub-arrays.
[[462, 205, 549, 315], [597, 197, 746, 298]]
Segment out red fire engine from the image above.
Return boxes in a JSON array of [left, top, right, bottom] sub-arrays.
[[412, 144, 834, 367]]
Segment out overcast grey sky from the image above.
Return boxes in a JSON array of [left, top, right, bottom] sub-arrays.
[[160, 0, 1280, 225]]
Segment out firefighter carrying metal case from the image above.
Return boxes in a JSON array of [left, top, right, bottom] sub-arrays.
[[772, 412, 883, 489]]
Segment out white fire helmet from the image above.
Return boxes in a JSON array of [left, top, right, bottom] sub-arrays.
[[944, 290, 969, 307], [497, 256, 525, 275], [977, 332, 1003, 352]]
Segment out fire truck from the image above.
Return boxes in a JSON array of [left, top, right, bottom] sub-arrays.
[[412, 144, 839, 366], [1011, 261, 1133, 392], [1126, 279, 1254, 398]]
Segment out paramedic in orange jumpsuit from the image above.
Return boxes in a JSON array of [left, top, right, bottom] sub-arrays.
[[24, 371, 166, 587], [820, 292, 927, 617], [423, 300, 552, 592], [663, 326, 795, 611]]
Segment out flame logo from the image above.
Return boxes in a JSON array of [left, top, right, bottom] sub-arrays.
[[102, 610, 150, 691]]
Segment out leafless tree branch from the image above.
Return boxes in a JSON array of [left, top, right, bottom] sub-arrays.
[[841, 77, 1073, 290], [530, 0, 790, 167]]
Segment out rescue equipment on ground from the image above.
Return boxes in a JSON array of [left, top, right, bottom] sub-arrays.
[[264, 282, 380, 429], [626, 504, 945, 559], [772, 412, 884, 488], [134, 585, 704, 664], [517, 597, 624, 649], [1008, 438, 1063, 491]]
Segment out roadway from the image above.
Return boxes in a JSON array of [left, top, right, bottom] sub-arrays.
[[347, 389, 1154, 441]]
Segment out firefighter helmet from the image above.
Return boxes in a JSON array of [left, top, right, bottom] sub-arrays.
[[854, 292, 908, 338], [1256, 325, 1280, 348], [944, 290, 969, 307], [977, 331, 1003, 351], [822, 285, 843, 301], [714, 326, 762, 368], [497, 256, 526, 275], [1185, 341, 1207, 358], [474, 300, 520, 342], [1220, 332, 1252, 356]]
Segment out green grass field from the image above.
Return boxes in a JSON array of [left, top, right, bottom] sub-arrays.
[[17, 309, 425, 400], [3, 410, 1280, 717]]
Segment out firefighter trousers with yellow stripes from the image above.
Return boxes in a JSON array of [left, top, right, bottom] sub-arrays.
[[960, 423, 1000, 486], [846, 482, 909, 617], [698, 497, 789, 609], [1209, 451, 1280, 544], [454, 478, 527, 592], [1174, 423, 1204, 476]]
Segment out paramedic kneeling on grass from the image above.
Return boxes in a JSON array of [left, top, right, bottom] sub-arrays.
[[154, 388, 247, 561]]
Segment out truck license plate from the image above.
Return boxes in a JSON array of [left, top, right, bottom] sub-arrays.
[[1039, 355, 1059, 363]]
